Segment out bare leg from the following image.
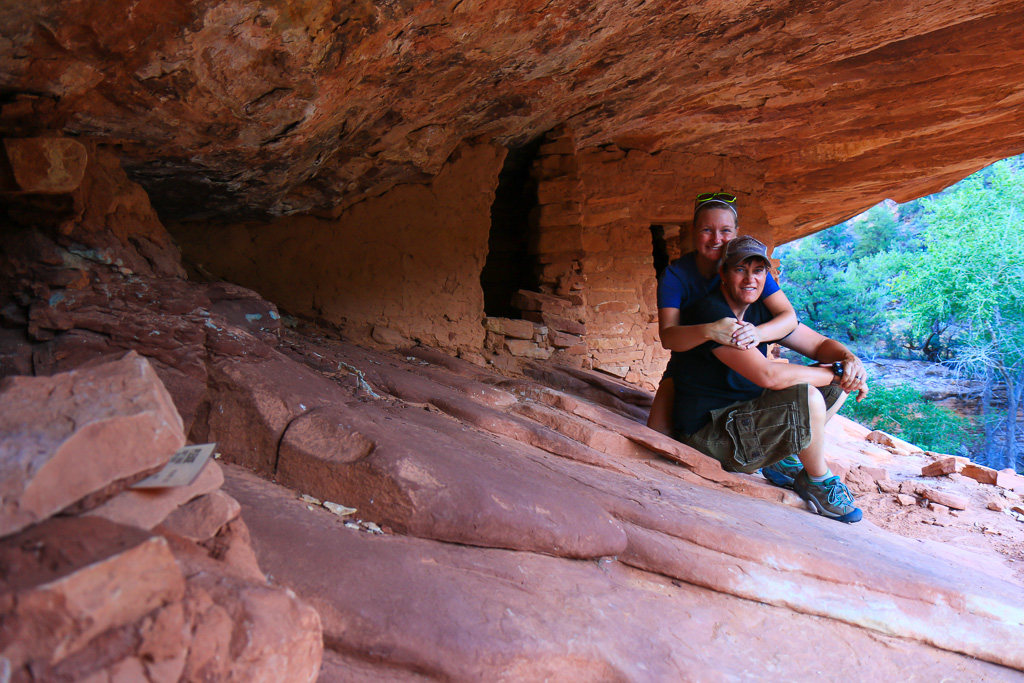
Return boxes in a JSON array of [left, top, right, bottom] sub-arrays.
[[796, 384, 829, 478], [647, 377, 675, 436]]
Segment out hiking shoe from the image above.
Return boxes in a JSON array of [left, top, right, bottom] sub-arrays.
[[761, 456, 803, 489], [793, 471, 863, 523]]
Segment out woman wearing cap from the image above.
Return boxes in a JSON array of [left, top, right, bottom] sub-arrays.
[[646, 192, 798, 436]]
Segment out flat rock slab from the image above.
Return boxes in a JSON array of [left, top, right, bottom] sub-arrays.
[[85, 459, 225, 530], [259, 336, 1024, 669], [593, 466, 1024, 670], [275, 398, 628, 559], [224, 465, 1023, 682], [0, 351, 185, 536]]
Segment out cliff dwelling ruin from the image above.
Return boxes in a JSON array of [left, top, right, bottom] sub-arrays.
[[3, 1, 1024, 680]]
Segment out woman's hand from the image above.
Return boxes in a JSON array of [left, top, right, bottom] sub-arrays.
[[838, 354, 867, 394], [731, 321, 762, 349], [706, 317, 743, 346]]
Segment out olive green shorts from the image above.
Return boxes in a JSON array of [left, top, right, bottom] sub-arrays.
[[679, 384, 844, 474]]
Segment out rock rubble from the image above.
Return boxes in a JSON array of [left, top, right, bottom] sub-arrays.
[[0, 355, 323, 682]]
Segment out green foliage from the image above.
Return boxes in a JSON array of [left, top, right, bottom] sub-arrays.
[[779, 154, 1024, 467], [779, 157, 1024, 363], [777, 206, 901, 353], [850, 203, 899, 259], [840, 385, 976, 455], [888, 158, 1024, 468], [890, 158, 1024, 362]]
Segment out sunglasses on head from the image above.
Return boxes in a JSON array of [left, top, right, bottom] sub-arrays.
[[695, 192, 737, 208]]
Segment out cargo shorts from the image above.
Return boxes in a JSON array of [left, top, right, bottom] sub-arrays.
[[679, 384, 844, 474]]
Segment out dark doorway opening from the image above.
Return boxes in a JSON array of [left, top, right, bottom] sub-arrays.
[[650, 224, 670, 281], [480, 139, 542, 318], [650, 222, 683, 281]]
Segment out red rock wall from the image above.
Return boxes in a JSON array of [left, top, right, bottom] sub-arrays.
[[173, 143, 506, 351], [4, 0, 1024, 232]]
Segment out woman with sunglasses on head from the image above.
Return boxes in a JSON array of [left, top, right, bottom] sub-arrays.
[[646, 192, 798, 436]]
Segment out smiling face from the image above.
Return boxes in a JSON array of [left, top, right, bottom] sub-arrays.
[[720, 256, 768, 310], [692, 207, 737, 269]]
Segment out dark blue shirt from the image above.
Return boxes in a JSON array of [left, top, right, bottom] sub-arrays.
[[671, 286, 771, 435], [657, 252, 780, 311]]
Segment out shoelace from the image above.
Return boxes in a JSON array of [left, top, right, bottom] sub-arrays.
[[823, 477, 855, 506]]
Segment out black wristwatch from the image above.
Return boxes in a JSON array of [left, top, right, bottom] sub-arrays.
[[831, 362, 844, 383]]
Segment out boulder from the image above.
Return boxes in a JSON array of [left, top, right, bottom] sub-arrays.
[[962, 463, 999, 486], [0, 352, 185, 536], [922, 456, 965, 477], [920, 487, 970, 511], [866, 429, 923, 454], [2, 137, 88, 194], [161, 490, 242, 542], [997, 469, 1024, 493], [180, 571, 322, 683], [0, 516, 186, 670]]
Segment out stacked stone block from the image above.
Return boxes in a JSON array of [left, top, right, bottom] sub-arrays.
[[528, 126, 588, 303], [483, 290, 588, 365]]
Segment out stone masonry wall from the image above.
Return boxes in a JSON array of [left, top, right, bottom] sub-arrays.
[[529, 127, 775, 389], [172, 143, 507, 353]]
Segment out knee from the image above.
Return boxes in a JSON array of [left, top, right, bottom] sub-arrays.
[[803, 383, 826, 421]]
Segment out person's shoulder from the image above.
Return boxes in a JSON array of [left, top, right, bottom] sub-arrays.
[[761, 270, 780, 297], [664, 252, 698, 278], [686, 286, 731, 323]]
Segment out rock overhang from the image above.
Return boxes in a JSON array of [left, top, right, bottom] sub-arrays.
[[2, 0, 1024, 236]]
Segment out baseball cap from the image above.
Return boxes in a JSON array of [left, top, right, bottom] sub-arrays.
[[723, 235, 769, 268]]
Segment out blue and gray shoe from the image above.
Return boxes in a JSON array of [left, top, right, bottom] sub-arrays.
[[793, 471, 863, 524], [761, 456, 803, 489]]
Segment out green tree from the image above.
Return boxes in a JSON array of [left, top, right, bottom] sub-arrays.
[[777, 213, 897, 353], [851, 203, 898, 259], [890, 157, 1024, 469]]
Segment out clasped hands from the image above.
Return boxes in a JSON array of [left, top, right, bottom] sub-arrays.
[[708, 317, 762, 350]]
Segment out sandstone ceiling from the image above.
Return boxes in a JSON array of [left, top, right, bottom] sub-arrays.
[[3, 0, 1024, 239]]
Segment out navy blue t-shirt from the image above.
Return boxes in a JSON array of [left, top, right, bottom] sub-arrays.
[[671, 286, 772, 435], [657, 252, 780, 311]]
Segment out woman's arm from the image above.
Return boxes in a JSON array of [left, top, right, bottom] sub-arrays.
[[732, 289, 798, 348], [780, 324, 868, 396], [758, 289, 798, 341], [658, 307, 742, 352], [713, 345, 836, 390]]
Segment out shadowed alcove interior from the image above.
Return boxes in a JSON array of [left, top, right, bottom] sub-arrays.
[[480, 138, 543, 319]]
